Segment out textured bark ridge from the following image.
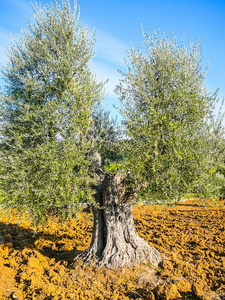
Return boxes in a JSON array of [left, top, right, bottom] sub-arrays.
[[79, 172, 162, 268]]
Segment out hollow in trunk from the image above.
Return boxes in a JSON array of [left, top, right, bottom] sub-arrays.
[[78, 172, 162, 268]]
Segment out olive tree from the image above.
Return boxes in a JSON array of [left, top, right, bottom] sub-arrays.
[[116, 31, 225, 203], [4, 3, 223, 268], [0, 0, 103, 220], [0, 0, 162, 268]]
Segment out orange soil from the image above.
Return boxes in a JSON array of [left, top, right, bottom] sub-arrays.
[[0, 199, 224, 300]]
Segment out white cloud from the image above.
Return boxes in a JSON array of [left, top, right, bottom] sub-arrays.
[[0, 30, 13, 67], [91, 59, 122, 97], [94, 29, 128, 67], [91, 57, 124, 121], [0, 0, 33, 68], [90, 29, 128, 99], [88, 29, 127, 120]]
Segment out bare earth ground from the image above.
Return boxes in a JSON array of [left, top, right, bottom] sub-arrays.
[[0, 199, 224, 300]]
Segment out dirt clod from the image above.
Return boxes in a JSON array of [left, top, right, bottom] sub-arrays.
[[0, 198, 224, 299]]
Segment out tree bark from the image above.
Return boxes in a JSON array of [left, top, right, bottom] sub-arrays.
[[78, 172, 162, 268]]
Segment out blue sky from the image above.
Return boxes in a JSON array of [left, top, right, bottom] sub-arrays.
[[0, 0, 225, 121]]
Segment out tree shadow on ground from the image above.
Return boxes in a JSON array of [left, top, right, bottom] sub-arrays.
[[1, 220, 224, 299], [0, 221, 85, 267]]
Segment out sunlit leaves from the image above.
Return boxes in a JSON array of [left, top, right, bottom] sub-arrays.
[[0, 0, 103, 220], [116, 31, 225, 202]]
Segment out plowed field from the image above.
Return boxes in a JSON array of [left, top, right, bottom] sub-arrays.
[[0, 199, 224, 300]]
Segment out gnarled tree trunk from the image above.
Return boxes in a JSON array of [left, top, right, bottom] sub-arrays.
[[78, 172, 162, 268]]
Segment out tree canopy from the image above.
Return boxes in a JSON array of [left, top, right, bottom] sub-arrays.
[[116, 31, 225, 203], [0, 0, 224, 224], [0, 0, 104, 220]]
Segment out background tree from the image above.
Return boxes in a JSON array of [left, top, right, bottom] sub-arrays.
[[90, 108, 123, 166], [0, 0, 103, 220], [116, 31, 225, 203]]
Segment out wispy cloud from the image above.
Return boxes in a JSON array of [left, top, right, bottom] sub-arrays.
[[91, 28, 128, 102], [0, 0, 33, 68], [0, 30, 12, 66], [91, 59, 122, 120], [94, 29, 128, 67], [91, 59, 122, 97]]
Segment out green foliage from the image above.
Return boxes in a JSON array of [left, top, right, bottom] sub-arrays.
[[116, 30, 225, 203], [90, 108, 123, 167], [1, 1, 224, 219], [0, 0, 103, 221], [216, 139, 225, 197], [104, 163, 118, 174]]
